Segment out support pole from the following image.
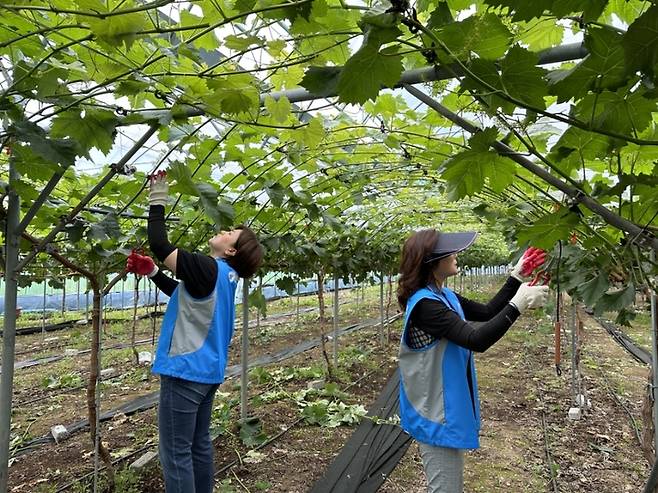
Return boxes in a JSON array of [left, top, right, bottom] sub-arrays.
[[93, 285, 104, 493], [333, 273, 339, 369], [571, 299, 578, 405], [0, 160, 21, 493], [240, 279, 249, 421], [379, 273, 385, 345], [0, 158, 21, 493], [650, 250, 658, 457]]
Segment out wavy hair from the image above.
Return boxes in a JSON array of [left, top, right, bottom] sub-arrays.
[[397, 229, 440, 310]]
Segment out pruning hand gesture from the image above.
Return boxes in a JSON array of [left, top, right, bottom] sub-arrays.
[[149, 170, 168, 207], [511, 247, 547, 281]]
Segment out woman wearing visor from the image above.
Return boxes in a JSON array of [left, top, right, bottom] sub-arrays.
[[397, 229, 549, 493]]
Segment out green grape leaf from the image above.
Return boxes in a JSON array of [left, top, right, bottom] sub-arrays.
[[427, 1, 454, 29], [437, 13, 512, 61], [224, 34, 264, 51], [295, 117, 326, 149], [51, 108, 118, 156], [87, 212, 121, 241], [516, 211, 581, 249], [441, 150, 514, 200], [337, 47, 402, 104], [299, 66, 341, 97], [275, 276, 296, 295], [482, 0, 552, 21], [205, 74, 259, 115], [10, 120, 78, 167], [549, 26, 627, 102], [579, 272, 609, 308], [85, 11, 146, 49], [594, 282, 636, 315], [622, 4, 658, 79], [500, 45, 547, 109], [264, 95, 291, 123]]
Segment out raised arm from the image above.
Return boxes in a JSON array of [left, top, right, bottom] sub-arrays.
[[147, 171, 178, 273]]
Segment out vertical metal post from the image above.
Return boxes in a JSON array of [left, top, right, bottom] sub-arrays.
[[42, 279, 47, 339], [0, 159, 20, 493], [93, 285, 104, 493], [379, 273, 385, 345], [76, 278, 81, 313], [571, 298, 578, 405], [296, 279, 300, 325], [61, 278, 66, 318], [650, 250, 658, 456], [333, 274, 339, 369], [240, 279, 249, 421]]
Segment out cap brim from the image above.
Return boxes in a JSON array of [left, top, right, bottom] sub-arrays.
[[424, 231, 478, 263]]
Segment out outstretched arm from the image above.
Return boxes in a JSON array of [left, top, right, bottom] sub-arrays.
[[147, 172, 178, 273], [456, 276, 521, 321], [411, 299, 520, 352]]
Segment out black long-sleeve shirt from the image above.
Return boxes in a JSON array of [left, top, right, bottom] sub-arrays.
[[408, 277, 521, 352], [147, 205, 218, 299]]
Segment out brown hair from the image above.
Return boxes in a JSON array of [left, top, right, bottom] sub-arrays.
[[397, 229, 440, 309], [226, 226, 264, 278]]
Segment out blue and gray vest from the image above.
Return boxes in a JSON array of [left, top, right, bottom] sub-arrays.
[[152, 258, 239, 384], [399, 285, 481, 449]]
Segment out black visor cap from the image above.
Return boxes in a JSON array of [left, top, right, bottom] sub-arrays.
[[424, 231, 478, 264]]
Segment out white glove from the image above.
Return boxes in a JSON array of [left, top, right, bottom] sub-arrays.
[[509, 283, 549, 313], [149, 170, 168, 207]]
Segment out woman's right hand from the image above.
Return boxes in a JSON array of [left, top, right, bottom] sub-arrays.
[[509, 283, 549, 313]]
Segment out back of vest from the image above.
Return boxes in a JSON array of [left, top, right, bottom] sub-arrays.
[[398, 286, 481, 449], [152, 259, 239, 384]]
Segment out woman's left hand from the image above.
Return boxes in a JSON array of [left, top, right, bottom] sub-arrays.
[[510, 247, 546, 281]]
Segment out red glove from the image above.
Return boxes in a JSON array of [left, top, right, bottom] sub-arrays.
[[127, 251, 158, 277], [520, 247, 547, 277], [511, 247, 547, 281]]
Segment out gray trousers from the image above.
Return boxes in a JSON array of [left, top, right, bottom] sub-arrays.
[[418, 442, 464, 493]]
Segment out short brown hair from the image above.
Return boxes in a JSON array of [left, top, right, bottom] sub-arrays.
[[226, 225, 264, 278]]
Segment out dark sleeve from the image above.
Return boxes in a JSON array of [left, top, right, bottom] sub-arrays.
[[148, 205, 176, 262], [174, 250, 218, 299], [147, 205, 217, 299], [456, 277, 521, 321], [150, 270, 179, 297], [410, 299, 520, 352]]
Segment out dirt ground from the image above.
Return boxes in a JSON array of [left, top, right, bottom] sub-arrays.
[[6, 284, 654, 492]]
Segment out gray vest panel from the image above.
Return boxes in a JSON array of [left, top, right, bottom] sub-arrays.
[[169, 282, 217, 356], [399, 336, 448, 423]]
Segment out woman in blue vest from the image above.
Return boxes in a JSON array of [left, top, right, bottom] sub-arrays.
[[397, 229, 548, 492], [126, 171, 264, 493]]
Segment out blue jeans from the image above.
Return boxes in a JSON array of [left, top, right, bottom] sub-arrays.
[[158, 375, 219, 493]]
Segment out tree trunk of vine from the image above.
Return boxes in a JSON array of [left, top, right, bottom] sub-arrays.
[[87, 281, 115, 489], [642, 368, 655, 465]]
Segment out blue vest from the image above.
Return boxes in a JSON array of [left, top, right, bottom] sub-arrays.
[[398, 286, 481, 449], [152, 258, 239, 384]]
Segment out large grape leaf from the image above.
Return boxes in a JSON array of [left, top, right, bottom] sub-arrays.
[[548, 26, 627, 103], [51, 109, 118, 157], [500, 45, 548, 109], [516, 211, 581, 249], [622, 5, 658, 79], [436, 13, 512, 61]]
